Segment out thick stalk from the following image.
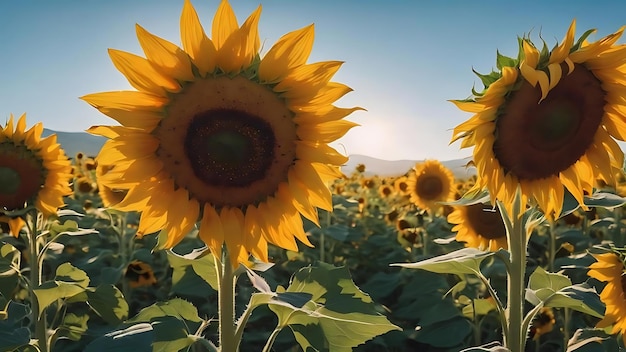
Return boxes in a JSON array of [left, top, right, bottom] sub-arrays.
[[27, 211, 48, 352], [503, 196, 527, 352], [217, 250, 237, 352], [548, 220, 556, 273]]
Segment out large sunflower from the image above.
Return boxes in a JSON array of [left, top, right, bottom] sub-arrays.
[[588, 252, 626, 345], [406, 160, 455, 212], [451, 21, 626, 220], [447, 203, 507, 251], [83, 0, 358, 266], [0, 114, 73, 235]]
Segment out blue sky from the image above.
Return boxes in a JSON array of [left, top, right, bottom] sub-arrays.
[[1, 0, 625, 161]]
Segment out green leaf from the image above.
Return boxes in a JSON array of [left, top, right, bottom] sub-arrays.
[[54, 262, 90, 288], [583, 192, 626, 209], [86, 284, 129, 325], [167, 248, 218, 290], [151, 316, 196, 352], [528, 267, 572, 296], [128, 298, 202, 324], [0, 243, 20, 276], [545, 283, 604, 318], [84, 323, 154, 352], [462, 298, 496, 318], [392, 248, 498, 276], [264, 264, 400, 352], [33, 263, 90, 315], [56, 313, 89, 341], [0, 301, 31, 350], [460, 341, 511, 351], [566, 328, 617, 352]]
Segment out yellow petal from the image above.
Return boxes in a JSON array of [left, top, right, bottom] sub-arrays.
[[549, 20, 576, 64], [295, 141, 348, 165], [108, 49, 180, 96], [199, 204, 225, 259], [136, 24, 194, 81], [180, 0, 217, 75], [259, 24, 315, 82], [296, 120, 358, 143], [212, 0, 238, 51]]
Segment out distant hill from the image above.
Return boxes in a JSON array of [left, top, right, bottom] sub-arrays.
[[42, 129, 106, 158], [342, 154, 476, 180], [41, 130, 476, 179]]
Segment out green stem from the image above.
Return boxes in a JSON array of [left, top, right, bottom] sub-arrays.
[[217, 249, 237, 352], [548, 220, 556, 273], [563, 307, 571, 348], [27, 211, 48, 352], [502, 193, 527, 352], [477, 272, 508, 341], [261, 327, 283, 352]]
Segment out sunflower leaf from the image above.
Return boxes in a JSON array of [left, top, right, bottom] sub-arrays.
[[167, 248, 218, 290], [33, 263, 90, 315], [85, 284, 129, 325], [127, 298, 202, 324], [392, 247, 498, 276], [255, 264, 399, 352]]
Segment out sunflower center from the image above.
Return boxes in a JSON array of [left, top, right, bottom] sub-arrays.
[[0, 145, 46, 211], [416, 175, 443, 200], [494, 64, 605, 180], [184, 109, 275, 187], [0, 167, 21, 195], [156, 75, 297, 207], [530, 102, 580, 151], [465, 203, 506, 240]]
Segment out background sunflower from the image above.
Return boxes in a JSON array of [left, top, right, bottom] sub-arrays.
[[406, 160, 455, 213]]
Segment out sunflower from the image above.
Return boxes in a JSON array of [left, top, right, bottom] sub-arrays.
[[588, 252, 626, 345], [451, 21, 626, 220], [448, 203, 508, 251], [394, 175, 410, 195], [378, 184, 393, 198], [95, 163, 128, 208], [0, 114, 72, 237], [407, 160, 455, 212], [83, 0, 358, 266]]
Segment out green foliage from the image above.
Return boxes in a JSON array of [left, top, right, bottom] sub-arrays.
[[259, 263, 401, 352]]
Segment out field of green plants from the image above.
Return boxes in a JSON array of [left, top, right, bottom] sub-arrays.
[[3, 0, 626, 351]]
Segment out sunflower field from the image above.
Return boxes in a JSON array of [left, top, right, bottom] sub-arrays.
[[2, 1, 626, 351]]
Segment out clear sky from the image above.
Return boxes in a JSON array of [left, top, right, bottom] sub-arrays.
[[1, 0, 625, 161]]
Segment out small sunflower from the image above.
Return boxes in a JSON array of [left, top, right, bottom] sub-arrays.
[[451, 21, 626, 219], [0, 114, 72, 236], [529, 307, 556, 341], [378, 184, 393, 198], [448, 203, 508, 251], [394, 175, 410, 195], [84, 0, 358, 265], [588, 252, 626, 345], [95, 163, 128, 208], [407, 160, 455, 212]]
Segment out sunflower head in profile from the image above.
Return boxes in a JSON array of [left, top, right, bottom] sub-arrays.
[[406, 160, 455, 212], [0, 114, 73, 236], [588, 251, 626, 345], [83, 0, 359, 266], [95, 163, 128, 208], [451, 20, 626, 220], [447, 202, 507, 251]]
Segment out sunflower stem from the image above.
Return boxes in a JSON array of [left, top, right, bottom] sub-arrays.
[[27, 211, 48, 352], [548, 220, 556, 273], [261, 327, 283, 352], [217, 248, 238, 352], [502, 190, 527, 352]]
